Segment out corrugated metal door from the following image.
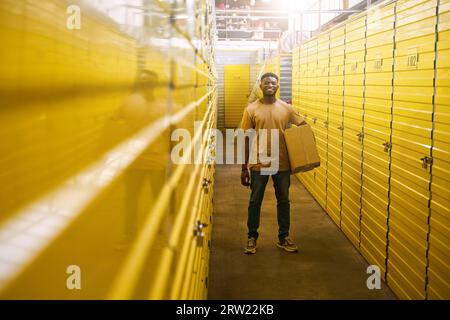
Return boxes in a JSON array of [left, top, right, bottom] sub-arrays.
[[293, 0, 450, 300], [292, 46, 301, 110], [361, 2, 395, 280], [341, 15, 366, 248], [299, 39, 319, 194], [216, 50, 259, 128], [326, 25, 346, 226], [427, 0, 450, 300], [265, 55, 281, 99], [280, 54, 292, 103], [224, 65, 250, 128], [312, 32, 331, 210], [298, 44, 309, 116], [388, 0, 437, 300]]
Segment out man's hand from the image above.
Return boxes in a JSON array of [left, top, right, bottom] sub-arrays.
[[241, 169, 250, 187]]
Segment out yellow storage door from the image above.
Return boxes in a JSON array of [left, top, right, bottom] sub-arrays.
[[427, 0, 450, 300], [224, 65, 250, 128], [298, 39, 318, 195], [388, 0, 437, 300], [312, 32, 331, 210], [360, 2, 396, 280], [298, 44, 309, 116], [341, 15, 366, 248], [326, 24, 346, 227], [292, 46, 301, 110]]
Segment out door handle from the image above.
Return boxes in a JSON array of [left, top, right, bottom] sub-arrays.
[[382, 142, 391, 152], [202, 178, 212, 193], [206, 156, 214, 168], [356, 132, 364, 142], [193, 220, 209, 246], [420, 156, 432, 169]]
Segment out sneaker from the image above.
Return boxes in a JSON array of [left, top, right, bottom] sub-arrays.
[[277, 237, 298, 253], [244, 237, 257, 254]]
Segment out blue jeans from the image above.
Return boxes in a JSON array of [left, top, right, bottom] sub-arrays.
[[248, 170, 291, 241]]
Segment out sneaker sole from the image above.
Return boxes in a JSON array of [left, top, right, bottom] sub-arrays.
[[244, 248, 257, 254], [276, 243, 298, 253]]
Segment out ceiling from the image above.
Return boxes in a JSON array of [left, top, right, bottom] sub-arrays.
[[215, 0, 289, 41], [215, 0, 376, 42]]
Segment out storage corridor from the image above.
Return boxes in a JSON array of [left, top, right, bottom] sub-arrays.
[[0, 0, 449, 301]]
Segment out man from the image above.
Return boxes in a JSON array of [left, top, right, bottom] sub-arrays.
[[239, 72, 306, 254]]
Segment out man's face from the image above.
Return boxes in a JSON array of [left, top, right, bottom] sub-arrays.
[[260, 76, 278, 96]]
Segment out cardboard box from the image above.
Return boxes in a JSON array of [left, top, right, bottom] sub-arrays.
[[283, 124, 321, 173]]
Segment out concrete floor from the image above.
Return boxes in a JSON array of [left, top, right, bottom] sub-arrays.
[[208, 164, 397, 300]]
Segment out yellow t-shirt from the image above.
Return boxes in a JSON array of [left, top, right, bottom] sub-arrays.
[[239, 99, 304, 172]]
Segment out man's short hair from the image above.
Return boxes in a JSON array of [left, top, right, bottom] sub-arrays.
[[260, 72, 279, 82]]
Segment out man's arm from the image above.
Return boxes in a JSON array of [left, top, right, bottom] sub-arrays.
[[242, 135, 249, 171], [239, 108, 252, 186]]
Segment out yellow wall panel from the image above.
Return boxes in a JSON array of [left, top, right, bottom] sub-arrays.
[[206, 0, 448, 301], [294, 0, 449, 300], [340, 14, 365, 250], [427, 1, 450, 299], [0, 0, 217, 299]]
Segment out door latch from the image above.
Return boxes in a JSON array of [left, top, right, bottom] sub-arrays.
[[206, 156, 214, 168], [420, 156, 432, 169], [356, 132, 364, 142], [202, 178, 211, 193], [382, 142, 392, 152], [193, 220, 208, 246]]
